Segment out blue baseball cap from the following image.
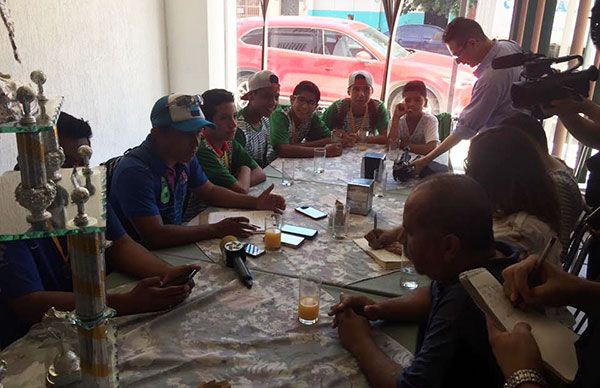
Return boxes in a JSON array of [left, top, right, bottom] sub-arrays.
[[150, 93, 215, 132]]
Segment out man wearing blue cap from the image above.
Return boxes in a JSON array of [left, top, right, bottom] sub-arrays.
[[109, 93, 286, 249]]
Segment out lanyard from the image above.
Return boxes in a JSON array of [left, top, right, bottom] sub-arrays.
[[51, 236, 69, 265], [348, 109, 369, 134], [160, 176, 171, 204]]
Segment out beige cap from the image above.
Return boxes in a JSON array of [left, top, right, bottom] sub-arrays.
[[241, 70, 280, 100]]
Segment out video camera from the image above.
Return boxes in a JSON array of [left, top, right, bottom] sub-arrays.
[[492, 52, 599, 119]]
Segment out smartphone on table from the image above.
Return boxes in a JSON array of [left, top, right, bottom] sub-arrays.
[[281, 224, 318, 239], [281, 232, 305, 248], [295, 206, 327, 220], [245, 243, 266, 258]]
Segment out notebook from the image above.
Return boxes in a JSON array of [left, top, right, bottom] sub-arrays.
[[459, 267, 579, 383], [191, 210, 273, 232], [353, 238, 410, 270]]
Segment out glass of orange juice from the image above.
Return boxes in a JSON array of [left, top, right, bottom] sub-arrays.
[[298, 277, 321, 325], [264, 213, 282, 251]]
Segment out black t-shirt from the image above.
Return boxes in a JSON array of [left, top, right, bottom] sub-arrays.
[[397, 242, 518, 388]]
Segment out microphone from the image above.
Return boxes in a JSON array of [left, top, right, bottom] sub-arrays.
[[220, 236, 253, 289], [491, 52, 528, 69]]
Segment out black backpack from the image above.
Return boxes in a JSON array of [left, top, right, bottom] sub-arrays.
[[102, 146, 153, 196]]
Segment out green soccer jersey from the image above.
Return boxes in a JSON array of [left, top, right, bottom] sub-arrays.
[[322, 98, 389, 135], [196, 136, 258, 189], [269, 105, 331, 149]]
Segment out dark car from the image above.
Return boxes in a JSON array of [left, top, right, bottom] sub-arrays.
[[388, 24, 449, 56]]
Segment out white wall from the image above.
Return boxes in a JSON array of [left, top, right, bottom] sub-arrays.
[[165, 0, 237, 94], [0, 0, 169, 172], [475, 0, 513, 39]]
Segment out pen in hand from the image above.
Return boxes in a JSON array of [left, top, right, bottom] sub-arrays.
[[512, 236, 558, 307], [527, 236, 557, 289]]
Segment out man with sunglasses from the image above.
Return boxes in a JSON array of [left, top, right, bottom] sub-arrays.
[[412, 17, 525, 175], [236, 70, 280, 168], [270, 80, 343, 158], [109, 93, 286, 249]]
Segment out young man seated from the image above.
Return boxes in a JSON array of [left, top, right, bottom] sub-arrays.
[[56, 112, 94, 167], [329, 174, 518, 388], [236, 70, 280, 168], [322, 71, 390, 145], [388, 80, 447, 165], [0, 205, 199, 349], [195, 89, 266, 194], [269, 80, 343, 158], [13, 112, 92, 170], [109, 93, 286, 249]]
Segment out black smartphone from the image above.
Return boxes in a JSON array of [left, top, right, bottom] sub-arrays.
[[295, 206, 327, 220], [281, 224, 318, 238], [281, 232, 305, 248], [163, 268, 199, 287], [245, 243, 265, 257]]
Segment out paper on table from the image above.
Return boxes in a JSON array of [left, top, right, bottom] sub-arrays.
[[460, 268, 579, 383], [190, 210, 274, 232], [353, 238, 410, 270]]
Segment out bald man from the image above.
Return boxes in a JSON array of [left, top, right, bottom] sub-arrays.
[[329, 174, 519, 388]]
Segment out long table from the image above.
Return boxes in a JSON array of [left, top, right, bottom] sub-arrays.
[[0, 147, 426, 387]]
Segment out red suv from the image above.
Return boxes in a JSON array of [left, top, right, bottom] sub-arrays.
[[237, 16, 476, 115]]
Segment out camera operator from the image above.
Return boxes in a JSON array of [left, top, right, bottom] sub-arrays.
[[539, 0, 600, 281], [488, 5, 600, 388], [543, 98, 600, 150], [412, 17, 526, 174]]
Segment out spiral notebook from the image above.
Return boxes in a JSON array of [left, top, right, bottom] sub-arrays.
[[459, 268, 579, 383]]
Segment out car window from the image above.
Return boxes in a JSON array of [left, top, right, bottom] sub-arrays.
[[398, 25, 418, 40], [241, 28, 263, 46], [421, 26, 437, 40], [322, 30, 372, 58], [431, 30, 444, 42], [356, 26, 409, 58], [269, 27, 319, 54]]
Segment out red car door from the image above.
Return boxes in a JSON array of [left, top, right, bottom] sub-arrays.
[[315, 29, 382, 102], [266, 27, 323, 98]]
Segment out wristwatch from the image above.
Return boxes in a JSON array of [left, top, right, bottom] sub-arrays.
[[504, 369, 547, 388]]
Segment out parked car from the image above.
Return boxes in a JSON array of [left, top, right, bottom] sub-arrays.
[[387, 24, 450, 56], [237, 16, 475, 115]]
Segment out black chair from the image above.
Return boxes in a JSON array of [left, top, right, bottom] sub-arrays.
[[562, 207, 600, 274], [562, 207, 600, 335]]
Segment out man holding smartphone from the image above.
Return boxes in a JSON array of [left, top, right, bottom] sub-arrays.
[[0, 204, 200, 349]]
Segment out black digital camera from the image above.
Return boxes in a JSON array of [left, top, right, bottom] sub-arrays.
[[392, 148, 415, 182]]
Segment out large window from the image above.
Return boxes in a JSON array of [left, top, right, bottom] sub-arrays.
[[270, 27, 320, 54]]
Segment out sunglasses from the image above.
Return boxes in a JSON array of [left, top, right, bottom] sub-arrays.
[[152, 94, 204, 120]]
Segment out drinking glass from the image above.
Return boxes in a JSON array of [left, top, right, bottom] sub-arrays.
[[298, 277, 321, 325], [281, 160, 294, 186], [313, 147, 326, 174], [264, 214, 282, 251]]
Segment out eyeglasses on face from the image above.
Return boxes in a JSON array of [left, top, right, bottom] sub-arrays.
[[293, 95, 318, 107]]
